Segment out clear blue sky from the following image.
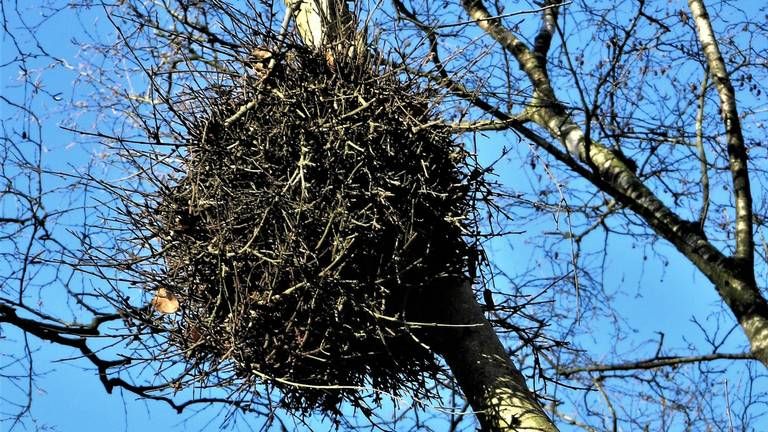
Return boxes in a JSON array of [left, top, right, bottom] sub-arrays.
[[2, 1, 764, 431]]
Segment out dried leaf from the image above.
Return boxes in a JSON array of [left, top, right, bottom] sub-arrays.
[[151, 287, 180, 314]]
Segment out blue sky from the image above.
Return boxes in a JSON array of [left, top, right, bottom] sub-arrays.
[[2, 1, 766, 431]]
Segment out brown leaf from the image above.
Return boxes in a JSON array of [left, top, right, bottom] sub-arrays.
[[250, 48, 273, 61], [151, 288, 180, 314]]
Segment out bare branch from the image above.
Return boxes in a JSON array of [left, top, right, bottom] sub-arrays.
[[532, 0, 562, 64], [560, 352, 755, 376], [435, 1, 570, 30], [688, 0, 754, 263], [695, 65, 711, 229]]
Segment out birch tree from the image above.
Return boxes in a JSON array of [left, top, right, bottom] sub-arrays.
[[2, 0, 767, 431], [458, 0, 768, 365]]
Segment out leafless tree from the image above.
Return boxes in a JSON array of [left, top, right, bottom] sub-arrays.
[[2, 1, 767, 431]]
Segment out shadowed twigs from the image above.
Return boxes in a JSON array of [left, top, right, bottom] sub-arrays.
[[126, 50, 485, 414]]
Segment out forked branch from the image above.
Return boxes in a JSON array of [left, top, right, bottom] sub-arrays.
[[688, 0, 754, 264], [460, 0, 768, 366]]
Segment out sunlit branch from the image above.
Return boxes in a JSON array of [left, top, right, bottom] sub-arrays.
[[592, 377, 617, 432], [688, 0, 754, 263], [458, 0, 768, 370], [695, 65, 710, 230], [559, 352, 755, 376]]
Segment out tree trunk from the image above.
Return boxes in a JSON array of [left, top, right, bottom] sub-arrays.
[[285, 0, 363, 59], [423, 280, 558, 432]]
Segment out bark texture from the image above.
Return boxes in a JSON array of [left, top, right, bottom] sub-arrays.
[[460, 0, 768, 366], [284, 0, 364, 58], [423, 280, 559, 432]]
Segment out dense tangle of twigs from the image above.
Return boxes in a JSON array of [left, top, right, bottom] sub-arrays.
[[122, 48, 485, 413]]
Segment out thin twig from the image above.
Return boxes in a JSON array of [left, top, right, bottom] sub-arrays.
[[433, 1, 571, 30], [560, 352, 755, 376]]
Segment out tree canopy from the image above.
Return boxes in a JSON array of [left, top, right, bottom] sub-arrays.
[[2, 1, 767, 430]]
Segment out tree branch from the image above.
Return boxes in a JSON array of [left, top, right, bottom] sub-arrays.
[[560, 352, 755, 376], [0, 303, 246, 414], [695, 64, 711, 230], [532, 0, 561, 65], [462, 0, 768, 367], [435, 2, 569, 30], [391, 0, 449, 78], [688, 0, 754, 264]]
